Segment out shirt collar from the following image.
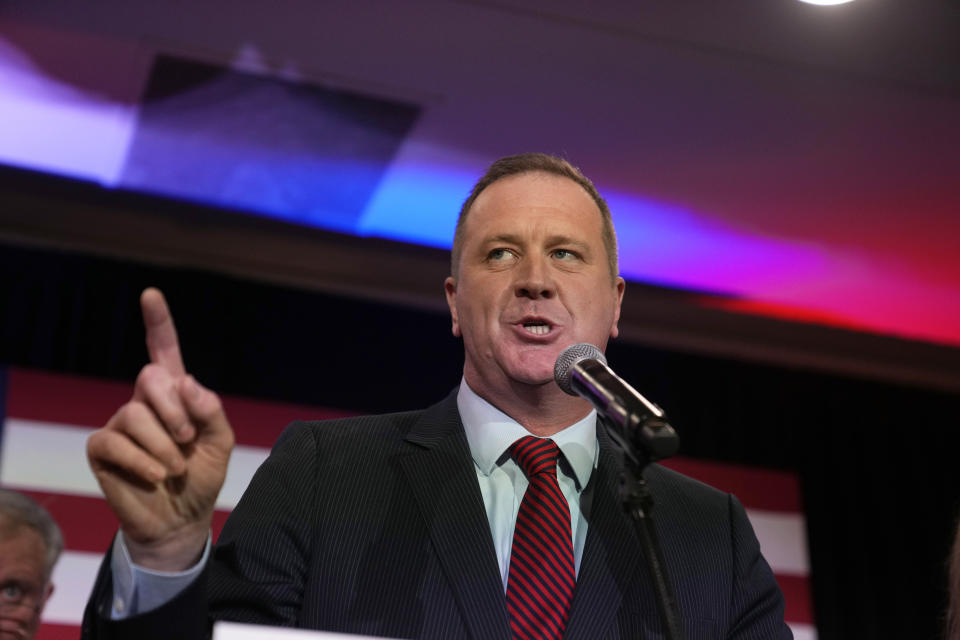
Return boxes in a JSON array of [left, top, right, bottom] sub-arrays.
[[457, 378, 597, 490]]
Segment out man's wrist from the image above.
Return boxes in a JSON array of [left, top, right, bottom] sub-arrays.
[[112, 530, 211, 619], [123, 522, 210, 572]]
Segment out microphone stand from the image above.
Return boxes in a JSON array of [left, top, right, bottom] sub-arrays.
[[602, 411, 684, 640], [557, 346, 683, 639]]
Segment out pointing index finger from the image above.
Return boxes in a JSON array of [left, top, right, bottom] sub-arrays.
[[141, 288, 186, 377]]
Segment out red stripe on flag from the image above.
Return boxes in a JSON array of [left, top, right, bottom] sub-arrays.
[[6, 367, 357, 448], [15, 489, 233, 553], [220, 396, 356, 449], [15, 490, 119, 552], [35, 623, 83, 640], [7, 369, 130, 429], [661, 456, 802, 513], [211, 509, 230, 542], [777, 573, 814, 625]]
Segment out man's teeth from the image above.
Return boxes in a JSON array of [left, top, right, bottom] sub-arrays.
[[523, 324, 550, 335]]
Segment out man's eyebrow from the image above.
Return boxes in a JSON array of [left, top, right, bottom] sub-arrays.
[[481, 233, 523, 246], [480, 234, 591, 250], [546, 235, 591, 251]]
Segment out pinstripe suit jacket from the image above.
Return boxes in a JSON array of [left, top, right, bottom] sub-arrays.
[[82, 389, 791, 639]]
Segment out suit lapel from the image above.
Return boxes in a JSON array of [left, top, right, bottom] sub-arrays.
[[564, 422, 645, 640], [398, 391, 512, 640]]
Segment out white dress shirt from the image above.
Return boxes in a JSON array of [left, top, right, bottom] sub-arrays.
[[457, 379, 598, 590]]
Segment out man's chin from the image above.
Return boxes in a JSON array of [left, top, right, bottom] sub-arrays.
[[488, 345, 566, 388], [510, 374, 555, 388], [503, 361, 559, 388]]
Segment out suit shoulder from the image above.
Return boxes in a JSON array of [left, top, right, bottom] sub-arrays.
[[642, 462, 735, 523], [275, 407, 427, 450], [645, 462, 727, 498]]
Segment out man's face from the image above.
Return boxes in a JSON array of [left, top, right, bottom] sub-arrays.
[[445, 171, 625, 401], [0, 527, 52, 640]]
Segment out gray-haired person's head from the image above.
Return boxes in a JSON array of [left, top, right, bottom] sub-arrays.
[[0, 489, 64, 580]]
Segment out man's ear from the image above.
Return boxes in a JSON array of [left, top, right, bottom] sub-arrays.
[[444, 277, 461, 337], [609, 277, 625, 339], [40, 581, 54, 612]]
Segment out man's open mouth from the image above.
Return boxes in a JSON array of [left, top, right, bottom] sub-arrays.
[[521, 321, 552, 336]]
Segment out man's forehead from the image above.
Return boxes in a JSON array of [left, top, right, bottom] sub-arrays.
[[0, 524, 46, 554], [474, 171, 595, 206], [466, 172, 604, 233], [0, 540, 46, 589]]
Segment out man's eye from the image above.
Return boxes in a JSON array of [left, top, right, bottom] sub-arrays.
[[487, 248, 513, 261], [1, 584, 23, 601], [552, 249, 578, 260]]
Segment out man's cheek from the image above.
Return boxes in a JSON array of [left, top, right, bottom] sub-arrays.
[[0, 616, 28, 637]]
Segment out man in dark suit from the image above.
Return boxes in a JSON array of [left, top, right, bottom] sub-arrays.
[[83, 153, 791, 639]]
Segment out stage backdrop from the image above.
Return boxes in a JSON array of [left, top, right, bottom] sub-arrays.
[[0, 367, 815, 639]]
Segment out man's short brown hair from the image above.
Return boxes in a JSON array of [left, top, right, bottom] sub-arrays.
[[450, 153, 619, 281]]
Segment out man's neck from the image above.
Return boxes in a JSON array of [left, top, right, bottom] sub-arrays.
[[462, 372, 593, 436]]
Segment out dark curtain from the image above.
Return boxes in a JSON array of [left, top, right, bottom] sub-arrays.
[[2, 241, 958, 639]]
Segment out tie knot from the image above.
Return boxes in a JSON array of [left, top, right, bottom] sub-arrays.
[[510, 436, 560, 478]]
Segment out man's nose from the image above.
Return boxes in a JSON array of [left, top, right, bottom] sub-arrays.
[[514, 255, 555, 299]]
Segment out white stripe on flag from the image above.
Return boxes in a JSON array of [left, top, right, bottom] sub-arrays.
[[1, 419, 100, 495], [789, 623, 818, 640], [745, 509, 810, 575], [42, 550, 103, 625], [0, 419, 270, 509]]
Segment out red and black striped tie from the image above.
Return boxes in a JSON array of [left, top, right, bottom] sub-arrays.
[[506, 436, 575, 640]]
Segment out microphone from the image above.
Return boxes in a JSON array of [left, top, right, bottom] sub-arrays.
[[554, 343, 678, 462]]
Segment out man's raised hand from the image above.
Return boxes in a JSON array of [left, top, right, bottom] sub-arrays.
[[86, 288, 234, 571]]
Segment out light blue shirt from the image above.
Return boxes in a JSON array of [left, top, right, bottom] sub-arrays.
[[457, 380, 598, 590], [111, 381, 598, 615], [110, 530, 211, 617]]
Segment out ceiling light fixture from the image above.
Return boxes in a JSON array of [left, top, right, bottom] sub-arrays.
[[797, 0, 856, 5]]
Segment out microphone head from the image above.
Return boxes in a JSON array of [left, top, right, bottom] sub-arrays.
[[554, 343, 607, 396]]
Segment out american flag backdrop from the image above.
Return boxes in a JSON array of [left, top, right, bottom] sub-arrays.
[[0, 367, 816, 639]]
